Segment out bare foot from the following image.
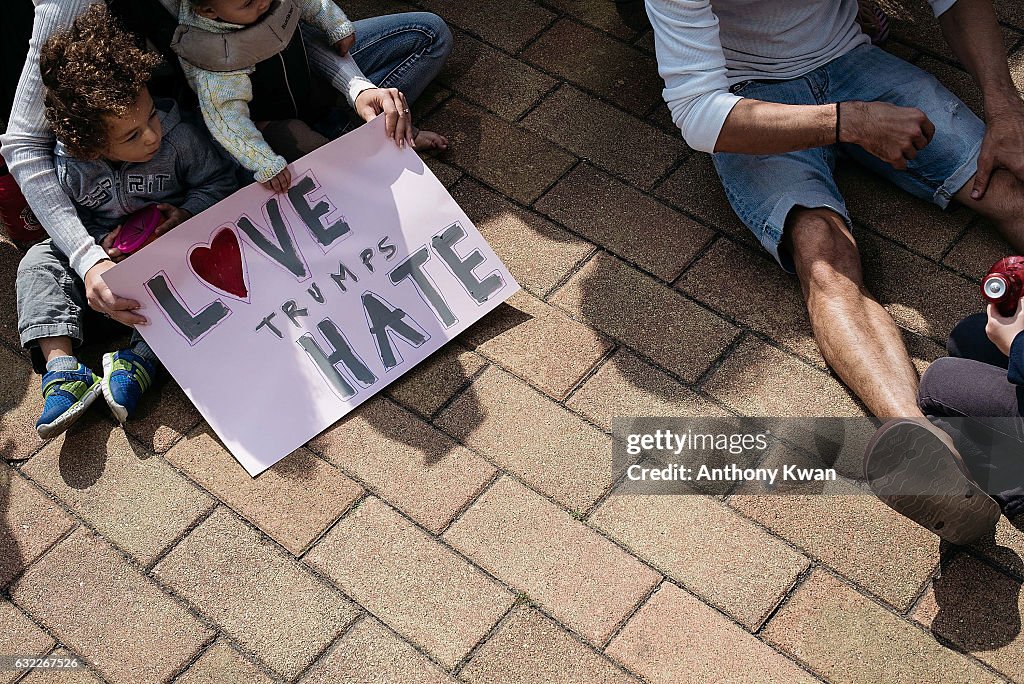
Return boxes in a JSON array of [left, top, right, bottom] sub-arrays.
[[412, 127, 448, 152]]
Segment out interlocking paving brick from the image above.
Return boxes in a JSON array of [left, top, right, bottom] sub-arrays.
[[435, 366, 612, 510], [704, 337, 865, 417], [654, 154, 751, 242], [22, 420, 213, 566], [891, 17, 1019, 75], [121, 378, 202, 453], [461, 606, 640, 684], [386, 344, 487, 416], [165, 426, 362, 554], [19, 648, 103, 684], [303, 617, 455, 684], [590, 493, 808, 629], [763, 569, 1000, 684], [731, 482, 939, 611], [311, 397, 495, 533], [154, 508, 357, 679], [646, 100, 676, 134], [943, 219, 1013, 281], [0, 465, 74, 588], [606, 582, 818, 684], [523, 19, 663, 116], [0, 241, 24, 351], [440, 32, 556, 120], [426, 157, 462, 189], [911, 554, 1024, 682], [176, 641, 274, 684], [678, 238, 817, 357], [444, 476, 661, 644], [422, 99, 576, 205], [452, 179, 595, 297], [965, 512, 1024, 581], [567, 349, 727, 432], [419, 0, 557, 52], [996, 0, 1024, 27], [550, 253, 739, 382], [523, 87, 687, 191], [304, 497, 514, 668], [835, 165, 972, 260], [13, 527, 211, 684], [340, 0, 414, 20], [534, 163, 710, 280], [460, 290, 613, 400], [2, 598, 54, 683], [415, 82, 452, 116], [541, 0, 648, 40], [633, 28, 656, 55], [0, 345, 45, 462], [859, 232, 980, 342]]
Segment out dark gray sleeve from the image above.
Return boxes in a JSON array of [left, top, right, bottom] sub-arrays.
[[174, 122, 239, 217]]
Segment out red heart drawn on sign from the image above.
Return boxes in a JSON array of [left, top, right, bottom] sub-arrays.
[[189, 228, 248, 300]]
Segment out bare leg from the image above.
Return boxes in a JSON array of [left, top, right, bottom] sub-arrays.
[[37, 336, 74, 365], [784, 207, 922, 418], [954, 169, 1024, 251]]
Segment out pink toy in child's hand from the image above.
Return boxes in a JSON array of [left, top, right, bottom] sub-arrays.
[[113, 204, 163, 254]]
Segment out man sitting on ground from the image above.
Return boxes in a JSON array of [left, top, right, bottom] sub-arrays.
[[646, 0, 1024, 542]]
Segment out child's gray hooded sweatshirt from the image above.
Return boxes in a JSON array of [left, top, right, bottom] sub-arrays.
[[54, 98, 237, 239]]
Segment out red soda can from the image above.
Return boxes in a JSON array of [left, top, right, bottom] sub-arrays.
[[0, 159, 45, 248], [982, 256, 1024, 317]]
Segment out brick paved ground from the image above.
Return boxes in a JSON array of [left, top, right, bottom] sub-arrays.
[[4, 1, 1024, 682]]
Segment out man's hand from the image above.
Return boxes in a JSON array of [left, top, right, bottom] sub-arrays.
[[335, 33, 356, 56], [261, 166, 292, 193], [155, 203, 192, 237], [986, 301, 1024, 356], [84, 260, 147, 326], [354, 87, 415, 148], [971, 96, 1024, 199], [840, 100, 936, 170]]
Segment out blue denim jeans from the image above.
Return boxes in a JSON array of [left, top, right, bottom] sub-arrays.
[[713, 43, 985, 271], [292, 12, 453, 144], [349, 12, 453, 104]]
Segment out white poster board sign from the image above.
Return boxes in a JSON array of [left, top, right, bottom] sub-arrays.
[[104, 117, 519, 475]]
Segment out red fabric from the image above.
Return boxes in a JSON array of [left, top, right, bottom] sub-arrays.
[[0, 161, 44, 245]]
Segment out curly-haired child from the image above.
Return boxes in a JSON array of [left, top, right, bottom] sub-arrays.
[[16, 4, 237, 438]]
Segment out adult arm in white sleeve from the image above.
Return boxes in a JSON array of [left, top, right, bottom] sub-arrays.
[[646, 0, 939, 164], [0, 0, 108, 280], [645, 0, 741, 153], [301, 24, 376, 107]]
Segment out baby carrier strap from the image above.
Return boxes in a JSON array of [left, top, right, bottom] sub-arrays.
[[170, 0, 302, 73]]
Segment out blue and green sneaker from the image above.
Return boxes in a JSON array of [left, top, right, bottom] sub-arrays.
[[36, 364, 102, 439], [101, 349, 156, 423]]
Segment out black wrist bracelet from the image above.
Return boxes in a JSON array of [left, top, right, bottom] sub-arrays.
[[835, 102, 842, 144]]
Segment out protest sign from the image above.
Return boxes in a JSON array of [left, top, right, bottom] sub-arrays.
[[103, 117, 519, 475]]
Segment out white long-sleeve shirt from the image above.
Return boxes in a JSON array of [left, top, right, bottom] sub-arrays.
[[1, 0, 372, 280], [646, 0, 958, 153]]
